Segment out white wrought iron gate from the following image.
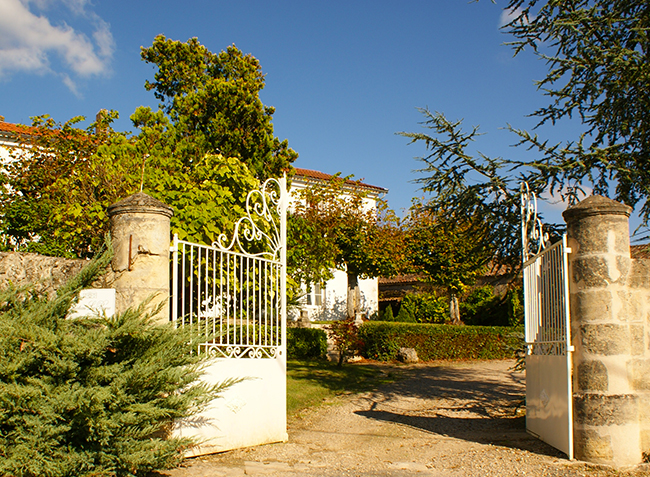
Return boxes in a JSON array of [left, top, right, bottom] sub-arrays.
[[521, 184, 574, 460], [171, 176, 288, 456]]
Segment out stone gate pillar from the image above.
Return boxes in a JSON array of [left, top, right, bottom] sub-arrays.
[[563, 196, 644, 466], [107, 192, 173, 323]]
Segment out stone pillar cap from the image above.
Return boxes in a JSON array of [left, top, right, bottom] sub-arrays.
[[562, 195, 631, 222], [107, 192, 173, 218]]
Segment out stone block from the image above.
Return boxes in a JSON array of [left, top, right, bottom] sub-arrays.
[[641, 430, 650, 463], [638, 394, 650, 422], [572, 255, 630, 289], [629, 259, 650, 289], [581, 323, 632, 355], [564, 197, 631, 254], [628, 360, 650, 391], [615, 290, 645, 322], [574, 428, 614, 462], [573, 290, 612, 321], [631, 325, 645, 356], [574, 393, 638, 426], [577, 360, 608, 392]]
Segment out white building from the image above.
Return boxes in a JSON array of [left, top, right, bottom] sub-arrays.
[[0, 120, 30, 163], [289, 168, 387, 322]]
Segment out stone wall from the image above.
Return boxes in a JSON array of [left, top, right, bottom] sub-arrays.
[[0, 252, 86, 296], [563, 196, 650, 466], [0, 192, 173, 323]]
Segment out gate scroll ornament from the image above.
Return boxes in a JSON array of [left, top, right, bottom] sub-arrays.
[[171, 175, 288, 360], [215, 177, 286, 261], [520, 182, 550, 262]]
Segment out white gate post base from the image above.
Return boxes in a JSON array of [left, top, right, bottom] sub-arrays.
[[174, 356, 288, 457]]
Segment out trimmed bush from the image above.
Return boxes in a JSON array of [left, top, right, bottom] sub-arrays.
[[287, 327, 328, 360], [380, 304, 395, 321], [395, 301, 417, 322], [359, 321, 521, 362], [0, 248, 229, 477]]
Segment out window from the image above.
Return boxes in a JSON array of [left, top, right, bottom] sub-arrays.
[[306, 282, 325, 307]]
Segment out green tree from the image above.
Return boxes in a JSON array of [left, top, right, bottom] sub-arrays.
[[289, 176, 406, 320], [0, 36, 294, 257], [404, 200, 493, 324], [505, 0, 650, 220], [0, 113, 137, 257], [141, 35, 297, 180], [400, 0, 650, 257], [1, 112, 260, 257]]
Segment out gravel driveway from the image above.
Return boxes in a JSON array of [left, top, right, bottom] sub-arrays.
[[158, 360, 650, 477]]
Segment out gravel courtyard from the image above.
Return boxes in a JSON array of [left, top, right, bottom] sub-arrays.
[[158, 360, 650, 477]]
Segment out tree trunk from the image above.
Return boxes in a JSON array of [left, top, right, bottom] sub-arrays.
[[346, 272, 360, 320], [449, 293, 461, 325]]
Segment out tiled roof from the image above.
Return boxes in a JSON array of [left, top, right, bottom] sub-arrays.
[[0, 121, 37, 136], [378, 274, 423, 285], [293, 167, 387, 193]]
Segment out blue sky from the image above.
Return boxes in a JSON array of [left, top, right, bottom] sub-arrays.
[[0, 0, 584, 222]]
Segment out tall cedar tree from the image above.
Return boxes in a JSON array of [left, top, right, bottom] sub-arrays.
[[0, 245, 234, 477], [399, 0, 650, 264]]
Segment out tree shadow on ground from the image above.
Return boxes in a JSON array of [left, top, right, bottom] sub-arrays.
[[353, 362, 566, 459]]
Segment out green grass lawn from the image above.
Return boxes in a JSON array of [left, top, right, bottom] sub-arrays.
[[286, 360, 398, 416]]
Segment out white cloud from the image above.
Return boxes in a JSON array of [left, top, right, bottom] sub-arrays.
[[0, 0, 114, 91], [499, 7, 527, 28]]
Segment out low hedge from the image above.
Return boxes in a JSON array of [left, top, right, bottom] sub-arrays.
[[359, 321, 520, 361], [287, 327, 328, 360]]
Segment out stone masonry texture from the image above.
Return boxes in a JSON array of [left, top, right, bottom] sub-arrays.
[[574, 393, 638, 426]]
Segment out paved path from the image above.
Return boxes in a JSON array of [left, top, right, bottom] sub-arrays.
[[155, 360, 650, 477]]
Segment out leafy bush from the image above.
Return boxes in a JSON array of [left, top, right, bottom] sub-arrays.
[[461, 285, 523, 327], [326, 320, 364, 366], [397, 293, 448, 324], [0, 249, 229, 477], [359, 321, 521, 362], [287, 328, 328, 360]]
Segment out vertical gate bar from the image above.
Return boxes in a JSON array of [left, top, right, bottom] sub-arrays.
[[264, 261, 268, 347], [171, 234, 178, 326], [280, 173, 287, 356], [246, 256, 250, 346], [219, 250, 224, 345], [199, 247, 204, 335], [563, 234, 574, 460], [204, 246, 209, 342], [181, 243, 186, 328], [239, 254, 244, 346], [226, 252, 231, 346], [212, 248, 216, 345], [258, 257, 262, 346], [189, 245, 195, 327]]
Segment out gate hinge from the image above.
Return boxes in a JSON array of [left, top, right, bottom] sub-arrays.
[[565, 247, 572, 254], [568, 345, 575, 352]]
